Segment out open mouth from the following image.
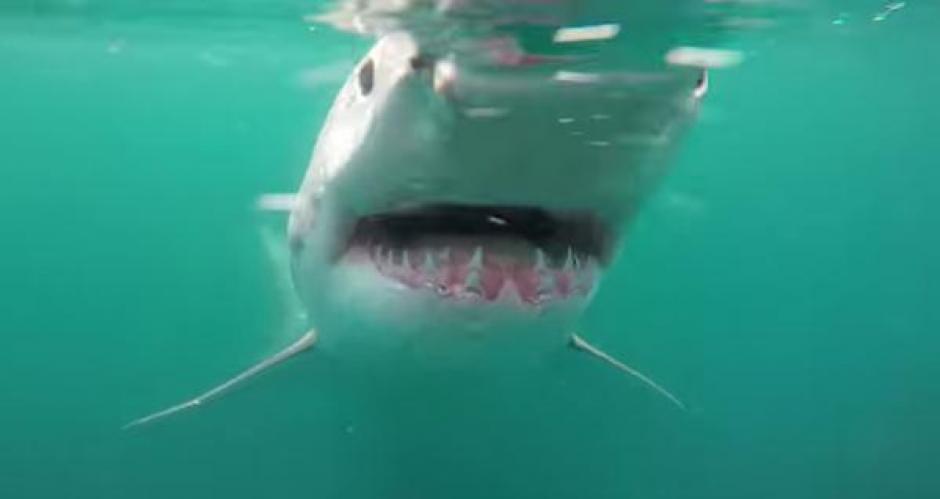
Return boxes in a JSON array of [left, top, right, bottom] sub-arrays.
[[342, 204, 611, 305]]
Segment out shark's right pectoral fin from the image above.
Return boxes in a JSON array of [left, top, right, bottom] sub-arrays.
[[570, 333, 686, 411], [123, 329, 318, 430]]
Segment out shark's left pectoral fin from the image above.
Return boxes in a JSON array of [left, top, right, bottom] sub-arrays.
[[569, 333, 686, 411], [123, 329, 318, 430], [255, 193, 297, 212]]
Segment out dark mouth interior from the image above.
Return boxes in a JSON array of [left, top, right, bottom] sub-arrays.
[[346, 204, 612, 265]]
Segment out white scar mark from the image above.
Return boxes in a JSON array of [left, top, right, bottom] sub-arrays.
[[570, 334, 686, 411], [123, 330, 318, 430], [553, 23, 620, 44], [665, 46, 743, 69]]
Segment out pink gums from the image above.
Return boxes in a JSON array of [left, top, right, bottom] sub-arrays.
[[345, 245, 597, 306]]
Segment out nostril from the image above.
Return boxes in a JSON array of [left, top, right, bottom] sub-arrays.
[[409, 54, 432, 71], [693, 69, 708, 99]]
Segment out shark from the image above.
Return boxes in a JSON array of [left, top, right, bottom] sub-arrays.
[[124, 23, 718, 429]]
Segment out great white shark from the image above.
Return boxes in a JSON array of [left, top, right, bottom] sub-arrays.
[[124, 26, 717, 429]]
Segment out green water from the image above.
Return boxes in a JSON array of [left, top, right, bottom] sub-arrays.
[[2, 2, 939, 498]]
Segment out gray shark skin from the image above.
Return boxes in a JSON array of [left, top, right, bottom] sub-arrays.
[[124, 29, 706, 429]]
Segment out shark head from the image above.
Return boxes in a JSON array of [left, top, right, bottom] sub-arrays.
[[288, 31, 707, 352]]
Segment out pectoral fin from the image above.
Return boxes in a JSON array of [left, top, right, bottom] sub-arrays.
[[255, 193, 297, 212], [123, 329, 318, 430], [570, 333, 686, 411]]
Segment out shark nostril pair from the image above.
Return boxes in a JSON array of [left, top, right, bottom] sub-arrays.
[[408, 53, 456, 97]]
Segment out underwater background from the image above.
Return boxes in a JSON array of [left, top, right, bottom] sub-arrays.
[[1, 1, 938, 498]]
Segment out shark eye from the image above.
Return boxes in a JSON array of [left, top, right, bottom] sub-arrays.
[[693, 70, 708, 99], [358, 58, 374, 96]]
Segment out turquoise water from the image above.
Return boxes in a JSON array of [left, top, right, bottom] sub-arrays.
[[2, 2, 939, 498]]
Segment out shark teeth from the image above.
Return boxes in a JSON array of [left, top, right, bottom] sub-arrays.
[[421, 251, 436, 274], [368, 243, 596, 305], [533, 248, 548, 270], [534, 248, 555, 302], [562, 247, 574, 272], [462, 246, 485, 297], [468, 246, 484, 269]]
